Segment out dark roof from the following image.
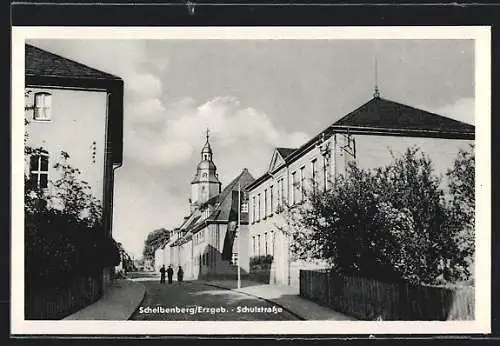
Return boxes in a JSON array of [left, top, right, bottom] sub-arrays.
[[25, 43, 121, 81], [178, 169, 255, 240], [276, 147, 295, 159], [333, 97, 475, 134], [206, 168, 255, 223], [247, 96, 475, 191]]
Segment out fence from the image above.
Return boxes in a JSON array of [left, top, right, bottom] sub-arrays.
[[299, 269, 474, 320], [26, 275, 102, 320]]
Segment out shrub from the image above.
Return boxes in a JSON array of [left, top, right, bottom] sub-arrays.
[[25, 144, 120, 289], [250, 255, 274, 268], [284, 147, 474, 285]]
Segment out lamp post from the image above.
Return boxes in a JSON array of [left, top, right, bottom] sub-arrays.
[[237, 182, 241, 289]]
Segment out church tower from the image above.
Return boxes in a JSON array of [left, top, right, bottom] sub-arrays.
[[190, 130, 221, 211]]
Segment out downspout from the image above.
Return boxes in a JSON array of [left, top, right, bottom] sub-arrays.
[[285, 165, 291, 286]]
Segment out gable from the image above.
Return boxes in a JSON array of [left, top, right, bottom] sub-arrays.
[[268, 149, 286, 173]]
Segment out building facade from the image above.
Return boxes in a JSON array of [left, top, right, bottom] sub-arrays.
[[156, 134, 255, 280], [247, 94, 475, 288], [24, 44, 124, 288]]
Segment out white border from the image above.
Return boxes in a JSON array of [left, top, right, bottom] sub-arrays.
[[11, 26, 491, 336]]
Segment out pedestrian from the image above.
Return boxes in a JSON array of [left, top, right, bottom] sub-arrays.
[[167, 265, 174, 284], [159, 265, 166, 284], [177, 266, 184, 283]]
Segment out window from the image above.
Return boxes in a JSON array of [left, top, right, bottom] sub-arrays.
[[33, 92, 52, 121], [264, 189, 268, 218], [311, 159, 318, 188], [252, 196, 256, 223], [30, 152, 49, 188], [277, 178, 285, 211], [269, 185, 274, 216], [323, 156, 329, 191], [271, 231, 275, 256], [264, 232, 268, 255], [300, 166, 306, 200], [257, 193, 261, 221], [257, 235, 261, 256], [291, 171, 299, 204], [252, 236, 256, 256], [281, 178, 285, 204]]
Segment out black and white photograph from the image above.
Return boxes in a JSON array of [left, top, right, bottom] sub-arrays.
[[11, 27, 490, 335]]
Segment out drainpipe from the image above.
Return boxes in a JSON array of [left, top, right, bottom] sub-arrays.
[[331, 134, 337, 186]]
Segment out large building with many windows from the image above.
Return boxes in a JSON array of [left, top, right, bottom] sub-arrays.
[[247, 93, 475, 288]]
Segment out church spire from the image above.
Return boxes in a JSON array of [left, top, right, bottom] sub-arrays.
[[190, 129, 221, 208], [201, 128, 213, 161]]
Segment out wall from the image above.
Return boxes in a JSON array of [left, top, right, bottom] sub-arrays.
[[25, 87, 108, 203], [154, 248, 164, 272], [335, 134, 474, 186]]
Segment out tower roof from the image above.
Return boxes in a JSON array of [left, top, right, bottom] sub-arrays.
[[201, 128, 213, 155]]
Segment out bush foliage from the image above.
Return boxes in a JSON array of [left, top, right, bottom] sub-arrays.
[[25, 143, 120, 288], [250, 255, 274, 268], [283, 146, 475, 285]]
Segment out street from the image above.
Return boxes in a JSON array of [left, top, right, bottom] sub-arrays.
[[129, 274, 298, 321]]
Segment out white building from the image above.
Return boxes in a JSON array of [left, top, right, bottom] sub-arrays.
[[24, 43, 124, 289], [247, 93, 475, 288]]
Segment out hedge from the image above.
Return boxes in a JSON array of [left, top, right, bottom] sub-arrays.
[[25, 211, 120, 289]]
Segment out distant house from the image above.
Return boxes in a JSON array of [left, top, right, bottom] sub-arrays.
[[247, 93, 475, 288], [154, 235, 173, 272], [24, 43, 124, 289], [160, 134, 255, 280]]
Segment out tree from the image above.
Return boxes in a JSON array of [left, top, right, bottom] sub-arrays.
[[284, 147, 472, 285], [116, 242, 136, 272], [142, 228, 171, 261], [445, 144, 475, 278]]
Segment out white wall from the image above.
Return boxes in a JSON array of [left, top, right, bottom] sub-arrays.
[[25, 87, 108, 204], [339, 134, 474, 184]]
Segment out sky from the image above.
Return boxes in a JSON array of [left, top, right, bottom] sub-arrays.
[[27, 38, 475, 258]]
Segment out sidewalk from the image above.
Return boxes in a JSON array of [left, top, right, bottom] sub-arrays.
[[63, 279, 145, 320], [197, 279, 356, 321]]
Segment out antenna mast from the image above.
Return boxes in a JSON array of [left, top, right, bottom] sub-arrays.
[[373, 56, 380, 99]]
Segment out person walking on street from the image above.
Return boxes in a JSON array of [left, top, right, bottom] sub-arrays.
[[167, 265, 174, 284], [177, 266, 184, 283], [159, 265, 166, 284]]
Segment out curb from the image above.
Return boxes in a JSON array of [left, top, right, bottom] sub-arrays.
[[199, 282, 306, 321], [127, 279, 147, 320]]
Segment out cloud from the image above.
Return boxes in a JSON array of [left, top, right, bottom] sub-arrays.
[[127, 72, 163, 98], [125, 95, 310, 175], [114, 95, 310, 257]]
